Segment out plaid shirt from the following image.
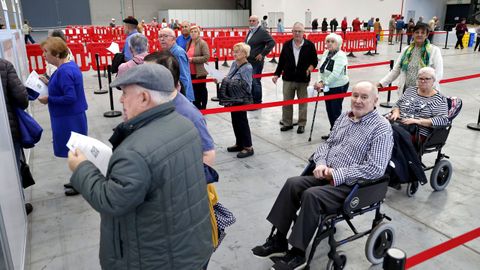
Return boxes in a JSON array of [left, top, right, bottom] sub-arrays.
[[313, 109, 393, 186]]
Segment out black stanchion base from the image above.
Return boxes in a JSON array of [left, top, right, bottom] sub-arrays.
[[269, 58, 278, 64], [443, 47, 450, 50], [467, 123, 480, 131], [347, 52, 356, 58], [380, 102, 395, 108], [94, 89, 108, 94], [364, 51, 373, 56], [222, 61, 230, 67], [104, 111, 122, 118], [211, 96, 220, 102]]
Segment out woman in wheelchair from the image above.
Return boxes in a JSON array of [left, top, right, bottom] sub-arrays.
[[387, 67, 449, 142]]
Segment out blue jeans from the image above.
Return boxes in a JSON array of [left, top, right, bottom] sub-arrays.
[[250, 60, 264, 104], [324, 83, 349, 129]]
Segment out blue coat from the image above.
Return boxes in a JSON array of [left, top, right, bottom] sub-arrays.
[[47, 61, 88, 157]]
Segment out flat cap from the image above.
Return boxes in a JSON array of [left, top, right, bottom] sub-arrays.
[[110, 64, 175, 93]]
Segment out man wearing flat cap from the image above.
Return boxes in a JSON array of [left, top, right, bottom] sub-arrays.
[[67, 64, 213, 270], [123, 16, 139, 61]]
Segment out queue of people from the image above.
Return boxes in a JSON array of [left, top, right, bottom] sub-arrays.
[[7, 11, 460, 270]]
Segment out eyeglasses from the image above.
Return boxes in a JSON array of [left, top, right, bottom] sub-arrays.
[[249, 20, 257, 22], [159, 34, 175, 39], [417, 77, 433, 82], [292, 30, 304, 34]]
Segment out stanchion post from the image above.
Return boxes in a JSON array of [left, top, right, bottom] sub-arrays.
[[443, 31, 450, 50], [103, 65, 122, 118], [94, 53, 108, 94], [383, 248, 406, 270], [211, 57, 220, 102], [380, 59, 395, 108], [467, 108, 480, 131], [222, 55, 229, 67], [397, 33, 404, 53]]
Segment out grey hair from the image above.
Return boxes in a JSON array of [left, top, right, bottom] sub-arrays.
[[418, 67, 436, 82], [326, 33, 343, 48], [128, 33, 149, 55], [354, 81, 378, 96], [145, 89, 175, 105]]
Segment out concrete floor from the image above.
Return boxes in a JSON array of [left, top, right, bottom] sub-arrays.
[[24, 39, 480, 270]]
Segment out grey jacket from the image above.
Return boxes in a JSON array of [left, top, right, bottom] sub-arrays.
[[245, 26, 275, 62], [71, 102, 213, 270], [0, 59, 28, 143]]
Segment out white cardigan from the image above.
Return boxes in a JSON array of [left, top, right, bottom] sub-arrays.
[[379, 44, 443, 98]]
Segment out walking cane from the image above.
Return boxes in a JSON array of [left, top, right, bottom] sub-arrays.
[[308, 91, 321, 142]]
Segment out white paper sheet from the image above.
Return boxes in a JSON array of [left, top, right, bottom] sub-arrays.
[[204, 63, 225, 81], [24, 70, 48, 97], [107, 42, 120, 54], [66, 132, 112, 176]]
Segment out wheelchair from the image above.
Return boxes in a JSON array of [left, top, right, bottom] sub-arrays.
[[298, 159, 395, 269], [400, 96, 463, 197]]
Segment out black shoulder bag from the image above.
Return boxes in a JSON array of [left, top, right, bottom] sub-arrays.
[[218, 63, 253, 107]]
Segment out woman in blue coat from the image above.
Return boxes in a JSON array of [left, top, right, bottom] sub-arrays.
[[38, 37, 88, 196]]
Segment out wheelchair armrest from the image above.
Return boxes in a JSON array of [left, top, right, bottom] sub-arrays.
[[343, 175, 390, 217], [356, 175, 390, 187]]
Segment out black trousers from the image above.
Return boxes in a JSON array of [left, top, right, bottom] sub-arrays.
[[455, 33, 465, 49], [324, 82, 349, 129], [231, 111, 252, 148], [267, 176, 352, 251], [474, 37, 480, 51], [192, 74, 208, 110]]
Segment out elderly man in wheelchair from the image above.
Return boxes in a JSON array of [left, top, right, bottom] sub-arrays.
[[252, 81, 394, 270], [386, 66, 462, 196]]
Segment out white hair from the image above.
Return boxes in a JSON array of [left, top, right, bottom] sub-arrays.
[[326, 33, 343, 48], [418, 67, 436, 82], [146, 89, 175, 105]]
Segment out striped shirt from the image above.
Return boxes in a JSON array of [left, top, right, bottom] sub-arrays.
[[394, 86, 449, 137], [313, 110, 393, 186]]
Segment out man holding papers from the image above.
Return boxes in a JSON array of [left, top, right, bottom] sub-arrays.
[[67, 64, 213, 270]]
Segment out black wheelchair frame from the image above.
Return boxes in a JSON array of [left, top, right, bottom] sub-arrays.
[[299, 160, 395, 269]]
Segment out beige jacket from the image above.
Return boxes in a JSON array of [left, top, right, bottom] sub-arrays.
[[186, 37, 210, 77]]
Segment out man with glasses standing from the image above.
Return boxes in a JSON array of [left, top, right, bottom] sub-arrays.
[[176, 20, 191, 50], [245, 15, 275, 104], [272, 22, 318, 134], [159, 28, 195, 102]]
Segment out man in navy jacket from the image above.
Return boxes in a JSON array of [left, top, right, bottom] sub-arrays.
[[273, 22, 318, 134]]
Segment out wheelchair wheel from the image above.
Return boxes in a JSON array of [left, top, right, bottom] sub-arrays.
[[365, 222, 396, 265], [326, 251, 347, 270], [430, 160, 453, 191], [406, 182, 419, 197]]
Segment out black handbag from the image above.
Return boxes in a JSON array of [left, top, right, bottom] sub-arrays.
[[111, 52, 125, 74], [218, 63, 253, 107]]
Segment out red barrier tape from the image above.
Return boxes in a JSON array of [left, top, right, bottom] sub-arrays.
[[201, 85, 399, 115], [406, 227, 480, 269], [200, 72, 480, 115], [192, 61, 392, 83], [439, 73, 480, 84]]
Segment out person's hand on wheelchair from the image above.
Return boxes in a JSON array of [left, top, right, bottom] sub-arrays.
[[387, 108, 401, 121]]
